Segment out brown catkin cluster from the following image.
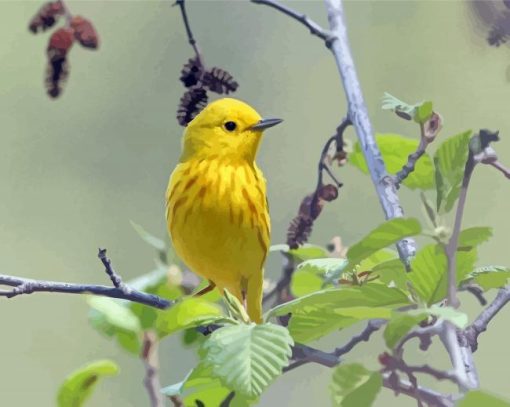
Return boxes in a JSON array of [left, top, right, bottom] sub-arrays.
[[176, 57, 239, 126], [29, 2, 99, 98]]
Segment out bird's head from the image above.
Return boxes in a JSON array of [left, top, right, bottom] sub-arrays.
[[180, 98, 282, 162]]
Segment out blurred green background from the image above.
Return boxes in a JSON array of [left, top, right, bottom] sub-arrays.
[[1, 1, 510, 406]]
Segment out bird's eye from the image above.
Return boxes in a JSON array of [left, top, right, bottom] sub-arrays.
[[224, 121, 237, 132]]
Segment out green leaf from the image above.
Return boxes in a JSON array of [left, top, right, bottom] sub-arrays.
[[223, 289, 251, 323], [434, 130, 472, 213], [346, 218, 421, 272], [415, 101, 433, 124], [289, 245, 329, 261], [408, 244, 476, 305], [372, 259, 408, 291], [156, 297, 225, 338], [458, 227, 493, 250], [458, 390, 510, 407], [88, 297, 141, 333], [349, 134, 435, 190], [428, 305, 468, 328], [130, 220, 166, 252], [268, 284, 411, 343], [383, 311, 427, 349], [330, 363, 382, 407], [162, 364, 257, 407], [292, 258, 347, 296], [464, 265, 510, 291], [269, 244, 289, 253], [57, 360, 119, 407], [381, 92, 416, 120], [200, 323, 293, 398]]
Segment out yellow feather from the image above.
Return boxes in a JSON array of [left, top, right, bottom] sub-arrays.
[[165, 98, 278, 323]]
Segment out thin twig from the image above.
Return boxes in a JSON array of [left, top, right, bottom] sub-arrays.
[[383, 375, 455, 407], [395, 137, 427, 189], [465, 285, 510, 351], [251, 0, 334, 42], [489, 160, 510, 179], [334, 319, 385, 356], [174, 0, 203, 67], [141, 331, 165, 407], [0, 249, 171, 309]]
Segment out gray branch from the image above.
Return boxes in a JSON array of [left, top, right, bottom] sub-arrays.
[[141, 331, 166, 407], [465, 285, 510, 352], [323, 0, 416, 267], [0, 249, 172, 309]]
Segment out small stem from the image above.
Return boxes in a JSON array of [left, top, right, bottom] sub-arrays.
[[141, 331, 165, 407], [174, 0, 203, 67], [395, 136, 427, 189], [58, 0, 73, 25]]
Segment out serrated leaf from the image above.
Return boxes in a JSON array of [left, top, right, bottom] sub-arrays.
[[346, 218, 421, 272], [381, 92, 416, 118], [130, 220, 166, 252], [408, 244, 477, 305], [57, 360, 119, 407], [434, 130, 472, 213], [156, 297, 225, 338], [458, 390, 510, 407], [330, 363, 382, 407], [268, 284, 411, 343], [463, 265, 510, 291], [349, 134, 435, 190], [291, 268, 324, 297], [458, 227, 493, 250], [383, 311, 427, 349], [200, 323, 293, 398], [292, 258, 347, 296], [415, 101, 433, 124], [357, 249, 398, 272]]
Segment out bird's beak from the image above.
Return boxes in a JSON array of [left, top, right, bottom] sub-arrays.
[[250, 117, 283, 131]]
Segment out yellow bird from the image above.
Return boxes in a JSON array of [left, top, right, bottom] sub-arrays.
[[165, 98, 282, 323]]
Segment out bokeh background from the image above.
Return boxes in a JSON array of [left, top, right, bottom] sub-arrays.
[[1, 1, 510, 406]]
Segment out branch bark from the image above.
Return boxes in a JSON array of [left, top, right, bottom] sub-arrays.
[[0, 249, 171, 309], [141, 331, 165, 407]]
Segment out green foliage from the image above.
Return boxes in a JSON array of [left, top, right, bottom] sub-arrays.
[[291, 258, 347, 296], [383, 306, 467, 349], [200, 323, 293, 398], [330, 363, 382, 407], [415, 101, 433, 124], [57, 360, 119, 407], [345, 218, 421, 272], [463, 265, 510, 291], [458, 390, 510, 407], [156, 297, 225, 338], [458, 227, 493, 250], [434, 130, 472, 213], [383, 311, 427, 349], [349, 134, 435, 190], [268, 284, 411, 343], [408, 244, 477, 305], [88, 297, 142, 354], [372, 258, 408, 291]]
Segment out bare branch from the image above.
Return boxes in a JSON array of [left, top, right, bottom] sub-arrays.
[[174, 0, 203, 67], [334, 319, 385, 357], [383, 375, 455, 407], [465, 285, 510, 352], [250, 0, 333, 42], [323, 0, 416, 267], [141, 331, 165, 407], [0, 249, 171, 309], [489, 160, 510, 179]]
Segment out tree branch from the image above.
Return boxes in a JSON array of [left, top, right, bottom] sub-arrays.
[[489, 160, 510, 179], [250, 0, 333, 42], [141, 331, 165, 407], [174, 0, 203, 67], [334, 319, 385, 356], [383, 375, 455, 407], [0, 249, 171, 309], [465, 285, 510, 351], [323, 0, 416, 267]]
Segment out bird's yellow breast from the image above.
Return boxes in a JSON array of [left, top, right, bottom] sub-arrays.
[[165, 158, 270, 289]]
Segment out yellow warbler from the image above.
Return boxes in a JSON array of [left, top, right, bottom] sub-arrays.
[[165, 98, 282, 323]]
